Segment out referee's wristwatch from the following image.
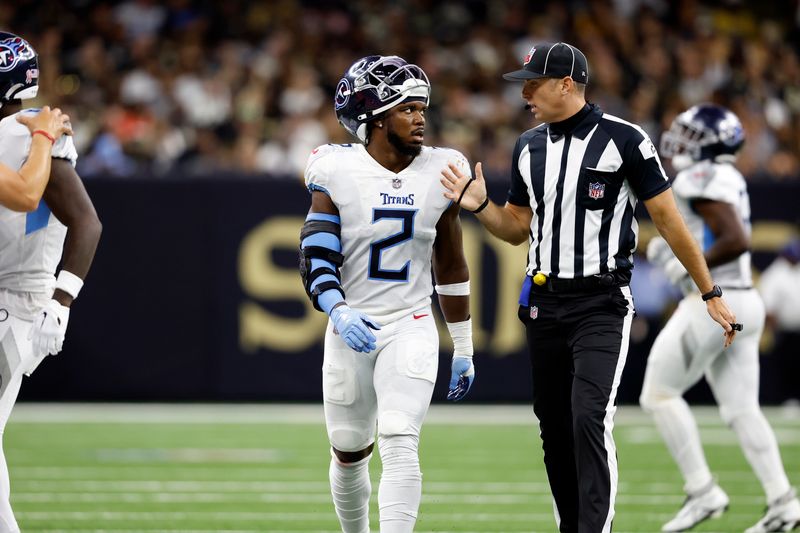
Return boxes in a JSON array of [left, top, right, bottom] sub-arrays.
[[701, 284, 723, 301]]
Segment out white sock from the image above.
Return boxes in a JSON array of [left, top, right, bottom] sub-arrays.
[[378, 434, 421, 533], [650, 397, 713, 494], [329, 451, 372, 533], [729, 410, 791, 502]]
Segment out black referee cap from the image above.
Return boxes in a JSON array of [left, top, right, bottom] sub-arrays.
[[503, 42, 589, 84]]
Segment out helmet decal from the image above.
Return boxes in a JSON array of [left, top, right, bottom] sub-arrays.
[[0, 36, 35, 73], [0, 32, 39, 103], [334, 78, 351, 110]]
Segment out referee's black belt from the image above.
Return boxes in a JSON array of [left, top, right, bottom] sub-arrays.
[[534, 270, 631, 294]]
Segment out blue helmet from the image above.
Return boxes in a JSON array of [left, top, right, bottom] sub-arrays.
[[0, 31, 38, 106], [660, 103, 745, 168], [334, 55, 430, 143]]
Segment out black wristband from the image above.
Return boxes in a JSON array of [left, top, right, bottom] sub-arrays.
[[471, 196, 490, 214], [456, 177, 476, 205], [701, 284, 723, 301]]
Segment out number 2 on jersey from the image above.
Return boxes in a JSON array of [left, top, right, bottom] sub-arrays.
[[368, 208, 416, 282]]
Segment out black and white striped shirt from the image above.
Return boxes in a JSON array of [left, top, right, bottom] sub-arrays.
[[508, 104, 670, 279]]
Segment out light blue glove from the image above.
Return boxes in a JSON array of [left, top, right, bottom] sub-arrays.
[[330, 305, 381, 353], [447, 355, 475, 401]]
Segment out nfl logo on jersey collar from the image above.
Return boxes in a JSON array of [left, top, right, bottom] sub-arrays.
[[392, 177, 402, 189], [530, 306, 538, 319], [588, 182, 605, 200]]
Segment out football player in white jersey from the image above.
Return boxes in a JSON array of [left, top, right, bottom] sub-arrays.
[[640, 104, 800, 533], [300, 55, 474, 533], [0, 31, 102, 533]]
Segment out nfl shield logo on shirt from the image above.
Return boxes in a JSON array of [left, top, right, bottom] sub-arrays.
[[588, 182, 605, 200], [392, 178, 402, 189], [529, 306, 538, 319]]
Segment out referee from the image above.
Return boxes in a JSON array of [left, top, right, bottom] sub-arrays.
[[441, 42, 739, 533]]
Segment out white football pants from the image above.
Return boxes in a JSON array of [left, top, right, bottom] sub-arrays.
[[640, 289, 792, 501], [0, 312, 37, 533], [323, 307, 438, 533]]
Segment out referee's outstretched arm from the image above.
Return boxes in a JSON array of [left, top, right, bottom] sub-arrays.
[[441, 161, 532, 245], [644, 188, 739, 347]]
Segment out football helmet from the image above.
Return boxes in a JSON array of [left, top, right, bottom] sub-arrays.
[[660, 103, 745, 170], [0, 31, 38, 106], [335, 55, 430, 143]]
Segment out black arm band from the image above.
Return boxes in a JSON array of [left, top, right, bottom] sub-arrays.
[[301, 246, 344, 266], [311, 281, 346, 312], [456, 177, 476, 205], [471, 196, 490, 214], [300, 220, 341, 241], [304, 267, 341, 292]]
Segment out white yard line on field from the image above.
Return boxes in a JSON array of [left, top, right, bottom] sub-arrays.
[[9, 403, 800, 425]]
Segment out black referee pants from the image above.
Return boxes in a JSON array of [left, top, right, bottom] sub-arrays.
[[518, 285, 634, 533]]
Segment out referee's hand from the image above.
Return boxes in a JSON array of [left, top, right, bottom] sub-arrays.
[[705, 297, 739, 348], [441, 162, 487, 213]]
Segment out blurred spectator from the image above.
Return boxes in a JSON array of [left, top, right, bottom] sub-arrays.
[[5, 0, 800, 180]]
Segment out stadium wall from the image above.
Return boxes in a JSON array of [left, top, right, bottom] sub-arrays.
[[18, 177, 800, 404]]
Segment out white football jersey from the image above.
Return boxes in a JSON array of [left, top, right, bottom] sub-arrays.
[[671, 159, 752, 288], [305, 143, 469, 322], [0, 109, 78, 306]]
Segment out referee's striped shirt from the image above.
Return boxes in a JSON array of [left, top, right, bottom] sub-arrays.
[[508, 103, 670, 279]]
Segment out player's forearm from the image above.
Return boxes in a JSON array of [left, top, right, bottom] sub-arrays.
[[60, 218, 102, 280], [433, 259, 470, 322], [15, 135, 55, 208], [438, 294, 470, 323], [53, 218, 102, 307], [475, 202, 530, 245]]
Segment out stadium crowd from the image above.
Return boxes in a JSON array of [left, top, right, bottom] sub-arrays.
[[4, 0, 800, 181]]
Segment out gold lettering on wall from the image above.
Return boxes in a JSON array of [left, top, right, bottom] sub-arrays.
[[238, 216, 325, 352], [239, 216, 793, 356]]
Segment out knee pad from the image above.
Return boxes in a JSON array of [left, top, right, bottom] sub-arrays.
[[328, 420, 374, 453], [718, 399, 760, 427], [639, 381, 678, 413]]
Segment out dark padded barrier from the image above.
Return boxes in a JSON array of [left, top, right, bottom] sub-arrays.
[[18, 177, 800, 404]]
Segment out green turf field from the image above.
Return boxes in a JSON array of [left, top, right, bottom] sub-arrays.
[[5, 403, 799, 532]]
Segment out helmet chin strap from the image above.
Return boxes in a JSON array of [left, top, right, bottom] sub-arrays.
[[356, 123, 369, 144]]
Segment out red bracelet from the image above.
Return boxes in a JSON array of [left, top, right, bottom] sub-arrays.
[[32, 129, 55, 145]]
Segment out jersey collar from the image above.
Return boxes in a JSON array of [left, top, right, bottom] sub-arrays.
[[548, 103, 602, 142]]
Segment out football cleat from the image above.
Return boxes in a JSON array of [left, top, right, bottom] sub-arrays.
[[745, 489, 800, 533], [661, 483, 729, 532]]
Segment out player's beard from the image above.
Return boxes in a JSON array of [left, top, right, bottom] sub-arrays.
[[387, 128, 422, 157]]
